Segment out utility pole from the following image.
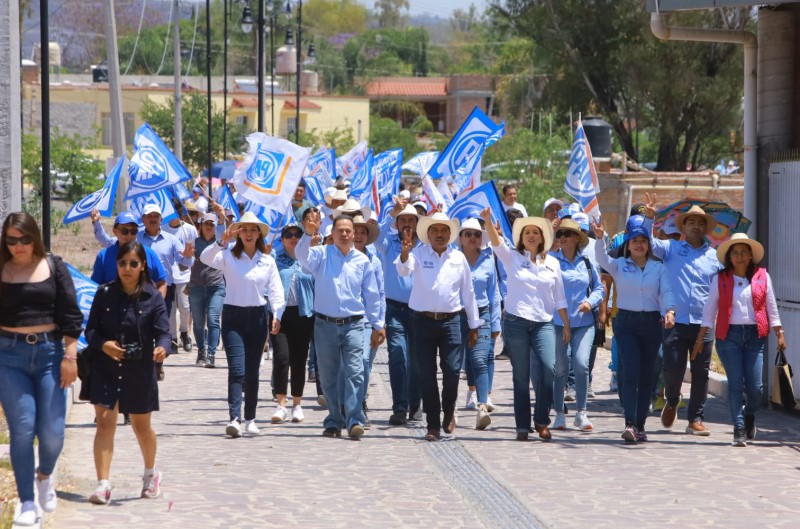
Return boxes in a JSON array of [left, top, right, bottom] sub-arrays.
[[104, 0, 128, 212], [173, 0, 183, 162]]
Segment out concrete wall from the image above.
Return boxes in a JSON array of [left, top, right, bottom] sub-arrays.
[[0, 1, 21, 218]]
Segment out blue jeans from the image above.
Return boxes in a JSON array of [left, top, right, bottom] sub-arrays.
[[221, 305, 269, 421], [462, 306, 493, 404], [503, 314, 556, 431], [715, 325, 764, 430], [188, 284, 225, 357], [613, 310, 662, 429], [0, 335, 66, 503], [411, 311, 466, 430], [554, 324, 595, 413], [314, 318, 366, 430], [360, 321, 379, 405], [385, 301, 420, 414]]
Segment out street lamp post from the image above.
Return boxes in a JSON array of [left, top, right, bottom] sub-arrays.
[[285, 1, 314, 144]]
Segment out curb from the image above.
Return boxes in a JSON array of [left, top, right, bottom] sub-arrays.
[[684, 365, 728, 401]]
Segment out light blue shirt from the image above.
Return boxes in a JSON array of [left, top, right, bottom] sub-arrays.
[[137, 230, 194, 286], [373, 215, 422, 303], [644, 218, 724, 324], [296, 234, 384, 330], [593, 237, 675, 314], [551, 249, 605, 328], [365, 247, 386, 323], [467, 248, 502, 333], [274, 248, 315, 318]]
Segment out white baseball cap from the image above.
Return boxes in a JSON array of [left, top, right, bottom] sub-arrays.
[[142, 204, 162, 216], [663, 217, 681, 235], [543, 198, 564, 212]]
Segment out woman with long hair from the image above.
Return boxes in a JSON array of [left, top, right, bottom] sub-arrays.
[[0, 212, 83, 525], [85, 241, 171, 504], [697, 233, 785, 446], [188, 213, 226, 368]]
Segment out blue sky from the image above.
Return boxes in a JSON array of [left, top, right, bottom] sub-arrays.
[[406, 0, 489, 18]]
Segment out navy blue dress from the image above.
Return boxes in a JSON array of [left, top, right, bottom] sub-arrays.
[[85, 282, 171, 414]]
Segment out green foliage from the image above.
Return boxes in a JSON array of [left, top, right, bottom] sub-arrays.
[[304, 0, 369, 37], [140, 92, 248, 174], [371, 100, 424, 127], [343, 27, 431, 85], [410, 115, 434, 134], [374, 0, 410, 29], [368, 116, 421, 156], [300, 125, 357, 153]]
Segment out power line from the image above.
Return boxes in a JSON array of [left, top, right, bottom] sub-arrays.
[[154, 1, 175, 75], [183, 2, 200, 78], [122, 0, 149, 75]]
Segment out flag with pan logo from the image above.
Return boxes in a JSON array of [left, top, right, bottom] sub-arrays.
[[429, 107, 498, 180], [564, 121, 601, 222], [128, 189, 179, 225], [64, 157, 124, 224], [66, 263, 99, 350], [126, 124, 193, 199], [449, 181, 513, 241]]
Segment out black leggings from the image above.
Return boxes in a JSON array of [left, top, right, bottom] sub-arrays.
[[270, 307, 315, 397]]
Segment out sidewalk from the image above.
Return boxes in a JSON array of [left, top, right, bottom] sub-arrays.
[[49, 345, 800, 529]]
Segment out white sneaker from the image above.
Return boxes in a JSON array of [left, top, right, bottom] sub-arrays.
[[609, 372, 618, 392], [464, 389, 477, 410], [475, 405, 491, 430], [574, 410, 593, 431], [291, 405, 305, 423], [14, 501, 37, 526], [89, 481, 112, 505], [245, 420, 260, 435], [485, 396, 495, 413], [553, 412, 567, 430], [35, 474, 57, 512], [225, 419, 242, 438], [141, 470, 162, 499], [271, 406, 289, 423]]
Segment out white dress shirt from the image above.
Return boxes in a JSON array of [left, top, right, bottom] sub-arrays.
[[395, 245, 482, 329], [502, 201, 529, 217], [163, 221, 198, 284], [491, 241, 568, 323], [702, 273, 781, 329], [200, 243, 286, 319]]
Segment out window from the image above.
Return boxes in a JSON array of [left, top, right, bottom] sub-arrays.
[[101, 112, 136, 146], [287, 116, 298, 135], [235, 115, 248, 128]]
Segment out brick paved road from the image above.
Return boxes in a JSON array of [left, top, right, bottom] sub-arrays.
[[48, 344, 800, 529]]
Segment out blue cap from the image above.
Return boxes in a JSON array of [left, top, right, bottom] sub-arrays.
[[625, 215, 650, 241], [114, 212, 138, 226]]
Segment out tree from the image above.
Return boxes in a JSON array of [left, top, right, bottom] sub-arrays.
[[368, 116, 422, 156], [140, 92, 248, 174], [374, 0, 410, 29], [304, 0, 369, 37]]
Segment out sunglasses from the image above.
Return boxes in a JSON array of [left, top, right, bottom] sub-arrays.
[[117, 227, 139, 236], [116, 259, 142, 269], [461, 230, 483, 239], [555, 230, 576, 239], [5, 235, 33, 246], [283, 231, 303, 240]]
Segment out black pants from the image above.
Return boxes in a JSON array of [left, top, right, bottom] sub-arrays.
[[662, 323, 712, 423], [270, 307, 315, 397]]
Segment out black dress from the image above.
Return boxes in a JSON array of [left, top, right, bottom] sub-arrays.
[[85, 281, 171, 414]]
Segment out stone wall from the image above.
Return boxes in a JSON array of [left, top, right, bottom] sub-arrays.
[[0, 1, 21, 218], [22, 99, 99, 140]]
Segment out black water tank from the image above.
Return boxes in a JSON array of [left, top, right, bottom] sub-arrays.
[[582, 116, 612, 158]]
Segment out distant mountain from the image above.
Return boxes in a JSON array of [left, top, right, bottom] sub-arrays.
[[409, 14, 451, 45]]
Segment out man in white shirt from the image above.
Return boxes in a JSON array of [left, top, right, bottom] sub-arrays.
[[501, 184, 529, 217], [192, 186, 209, 214], [397, 212, 480, 441]]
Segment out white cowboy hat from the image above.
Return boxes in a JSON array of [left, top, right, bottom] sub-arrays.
[[351, 214, 379, 246], [457, 217, 488, 249], [716, 232, 764, 264], [230, 211, 269, 238], [543, 197, 564, 212], [555, 218, 589, 249], [324, 188, 348, 205], [417, 212, 460, 245], [512, 216, 554, 252], [675, 205, 717, 235], [392, 204, 421, 229], [335, 198, 371, 219]]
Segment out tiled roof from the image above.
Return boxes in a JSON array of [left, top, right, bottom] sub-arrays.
[[231, 97, 271, 109], [283, 100, 322, 110], [366, 78, 447, 98]]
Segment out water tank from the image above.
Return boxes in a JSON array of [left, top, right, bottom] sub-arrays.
[[300, 71, 318, 94], [582, 115, 613, 158], [275, 45, 297, 75]]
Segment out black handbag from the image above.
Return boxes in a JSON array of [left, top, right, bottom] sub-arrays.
[[77, 347, 94, 401], [772, 349, 797, 411]]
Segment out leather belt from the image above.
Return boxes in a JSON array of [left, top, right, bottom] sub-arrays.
[[418, 310, 460, 321], [0, 329, 60, 345], [386, 299, 408, 308], [315, 313, 363, 325]]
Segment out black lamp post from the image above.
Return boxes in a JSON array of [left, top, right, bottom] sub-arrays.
[[206, 0, 213, 194], [285, 1, 314, 144]]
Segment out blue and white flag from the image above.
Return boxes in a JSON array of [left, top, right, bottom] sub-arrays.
[[452, 122, 505, 196], [368, 149, 403, 222], [336, 140, 369, 181], [233, 132, 311, 211], [172, 183, 192, 202], [126, 124, 193, 199], [348, 149, 374, 200], [216, 184, 242, 221], [421, 174, 447, 214], [564, 121, 601, 222], [64, 156, 124, 224], [244, 201, 294, 237], [306, 149, 336, 188], [429, 107, 498, 179], [449, 181, 513, 241], [129, 189, 179, 225], [66, 263, 99, 350], [402, 151, 439, 176]]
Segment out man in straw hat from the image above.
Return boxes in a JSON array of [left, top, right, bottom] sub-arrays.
[[374, 197, 425, 425], [397, 211, 480, 442], [297, 213, 385, 439], [643, 194, 724, 436]]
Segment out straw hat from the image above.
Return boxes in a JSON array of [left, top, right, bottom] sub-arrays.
[[512, 217, 553, 251], [351, 214, 379, 245], [324, 188, 348, 205], [335, 198, 371, 219], [716, 233, 764, 264], [675, 205, 717, 234], [556, 218, 589, 248], [230, 211, 269, 238], [417, 212, 460, 245], [457, 217, 488, 249], [392, 204, 421, 229], [184, 200, 198, 212]]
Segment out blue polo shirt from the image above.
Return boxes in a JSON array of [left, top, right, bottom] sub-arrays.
[[91, 243, 167, 286]]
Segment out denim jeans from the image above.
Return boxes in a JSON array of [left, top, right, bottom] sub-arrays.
[[188, 284, 225, 357], [221, 305, 269, 421], [411, 311, 466, 430], [503, 314, 556, 431], [385, 301, 421, 414], [359, 321, 379, 405], [715, 324, 765, 430], [662, 323, 713, 423], [0, 335, 66, 503], [462, 306, 493, 404], [613, 310, 662, 429], [554, 324, 595, 413], [314, 318, 366, 430]]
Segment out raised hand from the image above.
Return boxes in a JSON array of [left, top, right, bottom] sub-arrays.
[[221, 225, 238, 246], [90, 208, 101, 224], [590, 220, 604, 239], [479, 207, 492, 224], [181, 241, 194, 258], [391, 196, 409, 216], [303, 216, 321, 236], [644, 192, 657, 219]]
